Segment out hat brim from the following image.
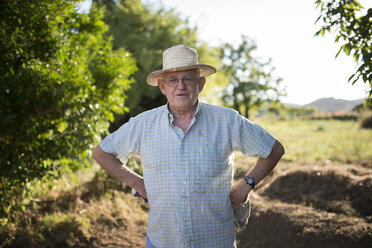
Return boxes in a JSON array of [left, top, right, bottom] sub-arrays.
[[146, 64, 216, 86]]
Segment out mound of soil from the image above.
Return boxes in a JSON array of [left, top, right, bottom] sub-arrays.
[[237, 165, 372, 248], [260, 165, 372, 217]]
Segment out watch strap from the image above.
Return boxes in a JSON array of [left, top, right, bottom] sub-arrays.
[[243, 176, 255, 189]]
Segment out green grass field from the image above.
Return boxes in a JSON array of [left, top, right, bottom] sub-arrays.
[[256, 118, 372, 166], [233, 118, 372, 178]]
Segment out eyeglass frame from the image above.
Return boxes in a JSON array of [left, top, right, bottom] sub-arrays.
[[160, 75, 201, 87]]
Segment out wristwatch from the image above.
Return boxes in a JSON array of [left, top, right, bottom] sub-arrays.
[[243, 176, 255, 189]]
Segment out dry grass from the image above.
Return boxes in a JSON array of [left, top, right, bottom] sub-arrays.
[[0, 167, 148, 248]]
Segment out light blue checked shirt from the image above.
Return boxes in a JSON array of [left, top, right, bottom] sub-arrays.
[[99, 102, 276, 248]]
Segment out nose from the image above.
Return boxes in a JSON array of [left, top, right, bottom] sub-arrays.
[[176, 79, 186, 89]]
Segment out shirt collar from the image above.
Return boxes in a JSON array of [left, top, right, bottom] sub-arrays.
[[166, 101, 201, 123]]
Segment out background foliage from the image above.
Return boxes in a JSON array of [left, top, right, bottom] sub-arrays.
[[315, 0, 371, 98], [0, 0, 136, 218]]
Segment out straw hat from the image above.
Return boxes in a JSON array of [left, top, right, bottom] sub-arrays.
[[146, 45, 216, 86]]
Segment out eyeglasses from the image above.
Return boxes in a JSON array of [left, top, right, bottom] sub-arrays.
[[162, 76, 200, 87]]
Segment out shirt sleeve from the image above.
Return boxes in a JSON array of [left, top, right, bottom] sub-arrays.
[[232, 114, 276, 158], [99, 117, 141, 163]]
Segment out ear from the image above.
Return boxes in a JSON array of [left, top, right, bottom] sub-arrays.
[[157, 79, 166, 95], [198, 77, 206, 93]]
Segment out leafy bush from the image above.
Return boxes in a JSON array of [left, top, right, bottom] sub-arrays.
[[0, 0, 136, 218]]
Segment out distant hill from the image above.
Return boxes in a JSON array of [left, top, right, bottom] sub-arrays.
[[303, 97, 364, 113]]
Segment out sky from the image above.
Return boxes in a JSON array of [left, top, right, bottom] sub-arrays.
[[79, 0, 370, 105]]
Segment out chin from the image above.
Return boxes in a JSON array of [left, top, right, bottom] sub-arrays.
[[174, 99, 190, 105]]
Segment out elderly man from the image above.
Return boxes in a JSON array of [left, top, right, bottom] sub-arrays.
[[92, 45, 284, 248]]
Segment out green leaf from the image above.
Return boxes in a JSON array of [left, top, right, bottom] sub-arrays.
[[342, 44, 351, 55], [320, 28, 325, 36]]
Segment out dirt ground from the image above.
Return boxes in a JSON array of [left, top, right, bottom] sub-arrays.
[[89, 164, 372, 248], [101, 164, 372, 248], [3, 164, 372, 248], [237, 164, 372, 248]]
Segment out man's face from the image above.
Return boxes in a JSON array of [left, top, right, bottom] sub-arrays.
[[158, 70, 206, 112]]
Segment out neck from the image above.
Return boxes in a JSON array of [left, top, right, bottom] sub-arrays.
[[168, 101, 198, 132], [170, 105, 197, 119]]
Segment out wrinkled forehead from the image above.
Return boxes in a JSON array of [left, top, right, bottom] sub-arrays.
[[162, 69, 200, 79]]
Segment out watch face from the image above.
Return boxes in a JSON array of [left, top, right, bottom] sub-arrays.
[[244, 176, 255, 189]]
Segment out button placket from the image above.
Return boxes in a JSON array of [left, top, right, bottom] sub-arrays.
[[184, 141, 193, 245]]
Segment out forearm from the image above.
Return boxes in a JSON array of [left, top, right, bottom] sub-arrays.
[[245, 140, 285, 186], [92, 145, 145, 194], [230, 140, 284, 204]]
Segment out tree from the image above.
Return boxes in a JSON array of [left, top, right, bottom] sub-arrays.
[[315, 0, 372, 98], [0, 0, 136, 216], [220, 36, 285, 118]]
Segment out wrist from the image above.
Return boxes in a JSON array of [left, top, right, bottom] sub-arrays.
[[235, 179, 251, 204], [130, 173, 144, 190], [243, 176, 255, 190]]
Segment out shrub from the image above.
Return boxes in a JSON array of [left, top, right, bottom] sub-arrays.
[[0, 0, 136, 218]]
